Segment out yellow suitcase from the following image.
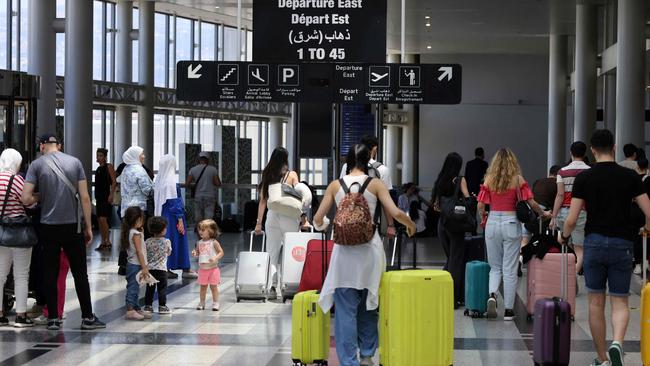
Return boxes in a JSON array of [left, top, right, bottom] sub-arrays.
[[291, 290, 330, 366], [642, 235, 649, 366], [379, 270, 454, 366]]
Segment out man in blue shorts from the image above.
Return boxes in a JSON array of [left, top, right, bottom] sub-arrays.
[[561, 129, 650, 366]]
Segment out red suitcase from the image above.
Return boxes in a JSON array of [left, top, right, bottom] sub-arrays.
[[297, 235, 334, 293], [532, 244, 572, 366]]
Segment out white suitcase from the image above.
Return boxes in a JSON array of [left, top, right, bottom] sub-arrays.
[[235, 232, 270, 302], [280, 231, 322, 302]]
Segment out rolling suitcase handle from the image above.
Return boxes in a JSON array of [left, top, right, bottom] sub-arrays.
[[644, 232, 648, 285], [249, 231, 266, 252]]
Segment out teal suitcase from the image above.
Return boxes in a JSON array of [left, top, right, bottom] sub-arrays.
[[464, 261, 490, 318]]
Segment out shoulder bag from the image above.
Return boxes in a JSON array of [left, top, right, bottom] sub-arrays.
[[266, 172, 303, 219], [440, 176, 477, 233], [0, 175, 37, 248], [515, 177, 537, 224]]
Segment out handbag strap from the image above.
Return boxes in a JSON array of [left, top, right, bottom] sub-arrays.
[[515, 176, 523, 202], [453, 176, 462, 198], [194, 165, 208, 187], [1, 175, 15, 219], [44, 155, 82, 233]]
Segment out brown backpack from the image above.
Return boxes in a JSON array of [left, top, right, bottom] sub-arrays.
[[333, 177, 375, 245]]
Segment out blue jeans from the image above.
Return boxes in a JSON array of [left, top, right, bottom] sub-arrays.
[[333, 288, 378, 366], [583, 234, 634, 296], [485, 212, 521, 309], [125, 263, 142, 309]]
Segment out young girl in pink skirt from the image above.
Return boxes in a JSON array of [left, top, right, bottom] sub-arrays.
[[192, 219, 224, 311]]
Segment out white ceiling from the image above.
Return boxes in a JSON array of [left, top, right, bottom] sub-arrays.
[[157, 0, 650, 55]]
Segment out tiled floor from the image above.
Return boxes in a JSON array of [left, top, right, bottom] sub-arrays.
[[0, 229, 646, 366]]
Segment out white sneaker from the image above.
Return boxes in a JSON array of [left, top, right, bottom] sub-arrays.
[[33, 315, 48, 325], [360, 357, 374, 366], [634, 264, 642, 275]]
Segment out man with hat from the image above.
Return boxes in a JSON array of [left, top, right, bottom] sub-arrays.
[[21, 134, 105, 330], [186, 152, 221, 229]]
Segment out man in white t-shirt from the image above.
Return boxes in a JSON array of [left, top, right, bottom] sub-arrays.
[[551, 141, 590, 275], [618, 143, 639, 171], [340, 135, 395, 239]]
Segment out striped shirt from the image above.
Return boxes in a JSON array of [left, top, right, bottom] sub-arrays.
[[556, 161, 591, 207], [0, 172, 26, 218]]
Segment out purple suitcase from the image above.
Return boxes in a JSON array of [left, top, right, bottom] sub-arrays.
[[532, 243, 572, 366]]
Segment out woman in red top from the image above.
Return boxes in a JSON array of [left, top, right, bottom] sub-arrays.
[[477, 148, 548, 320]]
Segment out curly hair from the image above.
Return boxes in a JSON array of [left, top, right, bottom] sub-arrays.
[[484, 148, 522, 193]]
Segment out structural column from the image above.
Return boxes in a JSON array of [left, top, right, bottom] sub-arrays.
[[548, 34, 568, 167], [28, 0, 57, 136], [138, 0, 154, 168], [385, 53, 400, 183], [574, 3, 597, 144], [115, 0, 133, 165], [401, 54, 417, 185], [268, 117, 283, 153], [615, 0, 646, 159], [64, 0, 93, 180]]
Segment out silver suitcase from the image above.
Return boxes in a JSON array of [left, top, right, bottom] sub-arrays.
[[235, 232, 270, 302]]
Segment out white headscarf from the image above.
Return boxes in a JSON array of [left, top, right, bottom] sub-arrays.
[[154, 154, 178, 216], [123, 146, 144, 165], [0, 148, 22, 174]]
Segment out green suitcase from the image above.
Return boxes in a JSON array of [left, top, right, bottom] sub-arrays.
[[291, 290, 330, 366]]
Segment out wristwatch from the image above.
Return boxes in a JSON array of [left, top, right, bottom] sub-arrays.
[[561, 233, 571, 241]]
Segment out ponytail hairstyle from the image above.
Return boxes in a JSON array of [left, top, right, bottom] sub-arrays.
[[259, 147, 289, 199], [345, 144, 371, 175], [120, 206, 145, 251]]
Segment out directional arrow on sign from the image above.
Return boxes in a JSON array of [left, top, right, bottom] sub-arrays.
[[187, 64, 203, 79], [437, 66, 453, 82]]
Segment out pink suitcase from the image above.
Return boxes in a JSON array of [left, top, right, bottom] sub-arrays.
[[526, 252, 576, 318]]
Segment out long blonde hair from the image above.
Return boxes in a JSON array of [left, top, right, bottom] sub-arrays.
[[484, 148, 522, 193]]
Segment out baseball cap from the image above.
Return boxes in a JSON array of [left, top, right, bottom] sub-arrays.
[[199, 152, 209, 159], [39, 133, 60, 144]]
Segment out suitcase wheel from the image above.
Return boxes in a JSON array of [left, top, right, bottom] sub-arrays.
[[527, 314, 533, 321], [262, 299, 266, 303], [282, 297, 286, 303], [236, 297, 241, 303]]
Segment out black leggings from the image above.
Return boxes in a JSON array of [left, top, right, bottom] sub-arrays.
[[41, 224, 93, 319], [438, 220, 467, 303], [144, 270, 168, 306]]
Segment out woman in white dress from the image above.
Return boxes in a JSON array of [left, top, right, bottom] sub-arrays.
[[313, 144, 416, 366]]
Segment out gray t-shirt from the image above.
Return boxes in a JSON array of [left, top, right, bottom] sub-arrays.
[[189, 164, 219, 198], [25, 152, 86, 225]]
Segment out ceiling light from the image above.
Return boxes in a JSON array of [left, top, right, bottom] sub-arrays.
[[215, 6, 220, 9], [426, 45, 432, 49], [425, 15, 430, 19]]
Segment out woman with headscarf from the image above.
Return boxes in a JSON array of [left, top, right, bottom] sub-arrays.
[[118, 146, 153, 275], [0, 149, 35, 327], [155, 155, 193, 278]]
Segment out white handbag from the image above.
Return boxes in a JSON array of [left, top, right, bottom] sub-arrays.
[[267, 173, 303, 219]]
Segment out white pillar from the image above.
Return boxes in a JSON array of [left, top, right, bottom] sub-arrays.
[[268, 117, 283, 153], [138, 0, 154, 168], [115, 0, 133, 165], [28, 0, 57, 136], [548, 34, 568, 167], [64, 0, 93, 181], [615, 0, 646, 159], [574, 3, 598, 144]]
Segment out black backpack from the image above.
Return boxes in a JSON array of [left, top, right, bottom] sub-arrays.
[[440, 177, 476, 233]]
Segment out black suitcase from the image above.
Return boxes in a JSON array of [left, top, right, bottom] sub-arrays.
[[243, 200, 259, 231], [464, 235, 486, 262]]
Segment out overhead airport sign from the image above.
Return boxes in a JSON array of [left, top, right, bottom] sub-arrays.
[[253, 0, 387, 63], [176, 61, 462, 105]]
